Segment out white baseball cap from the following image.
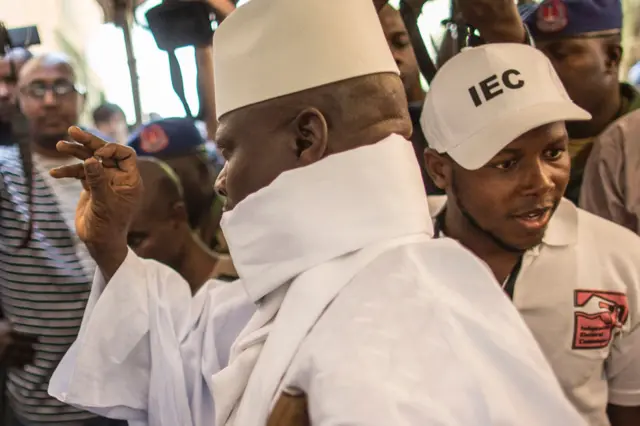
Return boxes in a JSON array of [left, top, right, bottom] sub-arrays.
[[420, 43, 591, 170], [212, 0, 399, 119]]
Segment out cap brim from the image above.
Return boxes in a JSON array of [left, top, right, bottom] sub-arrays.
[[447, 101, 591, 170]]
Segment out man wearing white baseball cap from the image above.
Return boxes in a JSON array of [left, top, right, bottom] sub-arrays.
[[422, 43, 640, 426], [47, 0, 583, 425]]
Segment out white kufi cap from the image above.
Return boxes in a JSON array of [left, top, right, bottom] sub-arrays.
[[213, 0, 399, 119], [421, 43, 591, 170]]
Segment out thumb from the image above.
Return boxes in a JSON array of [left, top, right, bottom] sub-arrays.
[[84, 157, 108, 197]]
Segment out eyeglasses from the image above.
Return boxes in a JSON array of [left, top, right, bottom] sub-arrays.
[[20, 80, 84, 99]]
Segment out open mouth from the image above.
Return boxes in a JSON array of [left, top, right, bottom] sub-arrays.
[[512, 207, 552, 231]]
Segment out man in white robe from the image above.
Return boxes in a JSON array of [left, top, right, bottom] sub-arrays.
[[47, 0, 585, 425]]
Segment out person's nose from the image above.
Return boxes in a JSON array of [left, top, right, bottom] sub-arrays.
[[521, 159, 555, 196], [214, 163, 228, 197], [42, 89, 58, 106], [0, 82, 11, 100]]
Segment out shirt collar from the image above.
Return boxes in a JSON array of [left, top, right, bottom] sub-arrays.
[[220, 134, 433, 303], [428, 196, 577, 248], [542, 198, 578, 247]]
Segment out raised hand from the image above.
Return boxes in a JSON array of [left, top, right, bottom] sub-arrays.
[[207, 0, 236, 18], [49, 127, 143, 278], [373, 0, 388, 11], [454, 0, 525, 43], [402, 0, 429, 13]]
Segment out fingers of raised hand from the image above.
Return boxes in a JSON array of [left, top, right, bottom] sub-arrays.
[[49, 163, 86, 180], [51, 158, 140, 191], [94, 144, 139, 176], [55, 139, 137, 173], [94, 143, 135, 162], [68, 126, 108, 152], [56, 141, 93, 161], [49, 158, 104, 181], [56, 141, 136, 171], [84, 154, 139, 188]]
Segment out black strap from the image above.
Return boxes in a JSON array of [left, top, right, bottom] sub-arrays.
[[168, 50, 192, 118], [433, 209, 522, 300], [502, 256, 523, 300], [433, 209, 446, 239], [399, 1, 438, 84]]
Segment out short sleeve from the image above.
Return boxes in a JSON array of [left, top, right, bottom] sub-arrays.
[[607, 326, 640, 406], [580, 124, 635, 232], [49, 249, 195, 423], [607, 246, 640, 407]]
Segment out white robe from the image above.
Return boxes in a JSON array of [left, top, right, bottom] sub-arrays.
[[49, 135, 585, 426], [49, 265, 255, 426]]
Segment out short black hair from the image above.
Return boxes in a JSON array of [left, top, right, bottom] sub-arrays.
[[93, 102, 125, 125]]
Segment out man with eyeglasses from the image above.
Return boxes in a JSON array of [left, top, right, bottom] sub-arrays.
[[0, 52, 124, 426]]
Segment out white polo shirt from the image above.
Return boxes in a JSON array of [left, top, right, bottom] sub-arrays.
[[428, 196, 640, 426]]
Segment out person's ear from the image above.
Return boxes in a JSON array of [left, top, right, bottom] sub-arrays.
[[605, 42, 622, 74], [291, 107, 329, 165], [424, 148, 452, 191], [169, 201, 189, 227]]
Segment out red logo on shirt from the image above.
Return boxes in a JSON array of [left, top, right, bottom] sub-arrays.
[[536, 0, 568, 33], [140, 124, 169, 153], [572, 290, 628, 350]]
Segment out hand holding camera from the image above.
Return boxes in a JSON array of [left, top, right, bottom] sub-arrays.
[[454, 0, 525, 43], [0, 320, 37, 368]]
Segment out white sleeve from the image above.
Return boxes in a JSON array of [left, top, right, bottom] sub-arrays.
[[48, 249, 194, 423], [606, 259, 640, 407], [605, 232, 640, 407], [608, 326, 640, 406]]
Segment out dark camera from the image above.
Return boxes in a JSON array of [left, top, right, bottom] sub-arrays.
[[0, 23, 40, 56], [146, 1, 215, 51]]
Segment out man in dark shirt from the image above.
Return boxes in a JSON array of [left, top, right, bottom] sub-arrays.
[[0, 49, 31, 146], [377, 3, 441, 194], [520, 0, 636, 204]]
